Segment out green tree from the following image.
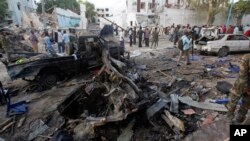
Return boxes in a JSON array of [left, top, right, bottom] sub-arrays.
[[186, 0, 229, 25], [37, 0, 80, 14], [233, 0, 250, 25], [0, 0, 8, 23], [80, 1, 96, 23]]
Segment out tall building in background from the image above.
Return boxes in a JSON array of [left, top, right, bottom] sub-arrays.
[[95, 7, 112, 23], [126, 0, 166, 27], [6, 0, 36, 26], [125, 0, 206, 27]]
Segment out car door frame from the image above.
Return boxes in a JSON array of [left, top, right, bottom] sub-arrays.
[[225, 35, 239, 52], [236, 35, 250, 51]]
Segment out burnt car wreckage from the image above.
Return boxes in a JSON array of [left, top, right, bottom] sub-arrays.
[[0, 25, 226, 141], [2, 26, 124, 90]]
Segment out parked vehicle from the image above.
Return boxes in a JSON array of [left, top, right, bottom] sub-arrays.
[[194, 34, 250, 57]]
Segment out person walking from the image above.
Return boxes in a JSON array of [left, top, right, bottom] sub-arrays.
[[44, 31, 57, 56], [63, 30, 71, 55], [151, 27, 159, 49], [177, 32, 192, 66], [144, 27, 150, 47], [138, 26, 143, 47], [227, 54, 250, 124], [57, 29, 64, 53], [29, 30, 39, 53]]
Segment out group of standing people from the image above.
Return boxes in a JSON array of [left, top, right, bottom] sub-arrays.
[[28, 29, 72, 56], [43, 30, 72, 56], [219, 24, 250, 36], [167, 23, 250, 66], [125, 26, 159, 49]]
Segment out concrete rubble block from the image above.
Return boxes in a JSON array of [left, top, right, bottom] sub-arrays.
[[28, 119, 49, 141], [178, 96, 228, 112]]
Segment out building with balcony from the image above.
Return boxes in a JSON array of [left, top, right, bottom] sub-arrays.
[[126, 0, 167, 27], [95, 7, 112, 23]]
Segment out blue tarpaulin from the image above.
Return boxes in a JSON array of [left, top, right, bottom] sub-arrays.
[[228, 63, 240, 73]]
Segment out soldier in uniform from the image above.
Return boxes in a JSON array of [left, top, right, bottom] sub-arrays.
[[227, 54, 250, 123]]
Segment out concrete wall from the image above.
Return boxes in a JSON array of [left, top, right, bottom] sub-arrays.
[[161, 8, 207, 26], [241, 14, 250, 25], [160, 8, 250, 27], [7, 0, 36, 26], [80, 4, 87, 29]]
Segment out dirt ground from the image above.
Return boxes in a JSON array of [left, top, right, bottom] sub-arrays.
[[0, 38, 249, 141]]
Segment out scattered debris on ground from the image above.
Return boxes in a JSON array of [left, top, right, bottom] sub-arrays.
[[0, 32, 244, 140]]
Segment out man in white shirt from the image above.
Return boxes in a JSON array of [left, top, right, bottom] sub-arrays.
[[169, 26, 175, 42], [57, 29, 64, 53], [233, 26, 239, 34]]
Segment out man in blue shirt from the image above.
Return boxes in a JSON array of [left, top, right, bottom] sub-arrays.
[[177, 32, 192, 66], [44, 31, 57, 57]]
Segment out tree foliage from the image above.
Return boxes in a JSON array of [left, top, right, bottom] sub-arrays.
[[232, 0, 250, 25], [186, 0, 229, 25], [80, 1, 96, 23], [37, 0, 80, 14], [0, 0, 8, 22]]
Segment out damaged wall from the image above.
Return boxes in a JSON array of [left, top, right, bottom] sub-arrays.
[[7, 0, 36, 27], [54, 8, 80, 28]]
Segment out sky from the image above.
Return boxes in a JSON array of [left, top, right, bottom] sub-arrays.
[[37, 0, 126, 10], [85, 0, 126, 8]]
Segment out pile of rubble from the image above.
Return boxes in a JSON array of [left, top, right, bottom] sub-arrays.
[[0, 28, 33, 54], [1, 44, 239, 141], [0, 27, 35, 64]]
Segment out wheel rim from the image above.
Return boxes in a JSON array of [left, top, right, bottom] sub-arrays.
[[220, 48, 228, 57]]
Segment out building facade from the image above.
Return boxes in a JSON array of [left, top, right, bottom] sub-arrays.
[[95, 7, 112, 23], [125, 0, 209, 27], [54, 4, 87, 30], [6, 0, 36, 26], [126, 0, 165, 14]]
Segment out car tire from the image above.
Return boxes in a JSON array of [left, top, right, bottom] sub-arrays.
[[218, 47, 229, 58], [39, 73, 58, 89]]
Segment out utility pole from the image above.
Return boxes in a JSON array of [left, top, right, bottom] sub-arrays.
[[226, 0, 234, 28], [41, 0, 46, 29]]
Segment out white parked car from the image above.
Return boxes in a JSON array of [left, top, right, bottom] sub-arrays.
[[194, 34, 250, 57]]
